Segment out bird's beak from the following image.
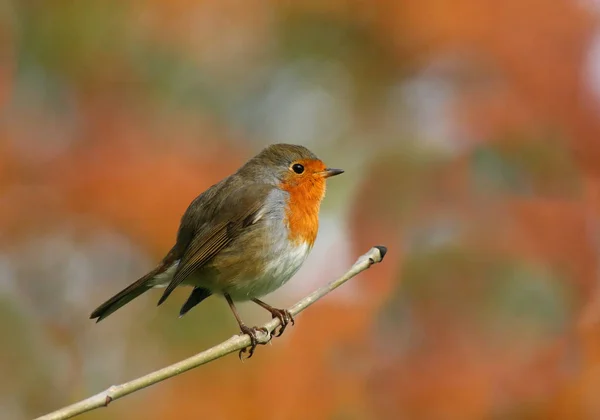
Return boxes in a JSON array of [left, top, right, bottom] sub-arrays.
[[319, 168, 344, 178]]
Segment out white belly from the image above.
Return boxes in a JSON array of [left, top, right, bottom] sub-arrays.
[[244, 241, 312, 298]]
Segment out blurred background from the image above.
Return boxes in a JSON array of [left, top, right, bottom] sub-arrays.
[[2, 0, 600, 419]]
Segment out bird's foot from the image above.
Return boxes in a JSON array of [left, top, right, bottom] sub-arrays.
[[238, 325, 270, 360], [267, 308, 295, 337]]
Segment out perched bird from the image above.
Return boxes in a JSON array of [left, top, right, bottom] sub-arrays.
[[90, 143, 344, 358]]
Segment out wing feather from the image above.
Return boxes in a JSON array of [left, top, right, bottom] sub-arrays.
[[156, 184, 273, 305]]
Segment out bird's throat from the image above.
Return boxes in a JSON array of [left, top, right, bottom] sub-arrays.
[[280, 178, 325, 246]]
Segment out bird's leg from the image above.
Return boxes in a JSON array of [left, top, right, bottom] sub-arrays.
[[225, 294, 269, 360], [251, 298, 295, 337]]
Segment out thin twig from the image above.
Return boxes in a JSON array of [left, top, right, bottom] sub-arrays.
[[34, 246, 387, 420]]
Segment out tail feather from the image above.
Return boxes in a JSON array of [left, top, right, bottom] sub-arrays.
[[90, 262, 172, 322], [179, 287, 212, 318]]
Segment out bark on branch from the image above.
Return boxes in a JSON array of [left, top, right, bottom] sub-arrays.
[[34, 245, 387, 420]]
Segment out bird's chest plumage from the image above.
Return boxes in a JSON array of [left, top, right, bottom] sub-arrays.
[[243, 185, 321, 297]]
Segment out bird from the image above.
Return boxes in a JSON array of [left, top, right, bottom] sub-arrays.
[[89, 143, 344, 358]]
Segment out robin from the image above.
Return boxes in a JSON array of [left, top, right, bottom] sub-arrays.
[[90, 143, 344, 358]]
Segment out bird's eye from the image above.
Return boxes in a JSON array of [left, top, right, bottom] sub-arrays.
[[291, 163, 305, 174]]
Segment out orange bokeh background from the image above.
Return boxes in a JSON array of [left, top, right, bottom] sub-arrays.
[[3, 1, 600, 419]]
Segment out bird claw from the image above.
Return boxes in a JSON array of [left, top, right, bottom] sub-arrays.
[[269, 308, 295, 337], [238, 325, 270, 360]]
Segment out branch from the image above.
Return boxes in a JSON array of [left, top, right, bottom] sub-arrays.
[[34, 245, 387, 420]]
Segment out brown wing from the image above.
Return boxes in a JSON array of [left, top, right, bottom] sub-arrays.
[[156, 183, 274, 305]]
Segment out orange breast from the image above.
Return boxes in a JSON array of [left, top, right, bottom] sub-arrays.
[[280, 177, 326, 246]]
